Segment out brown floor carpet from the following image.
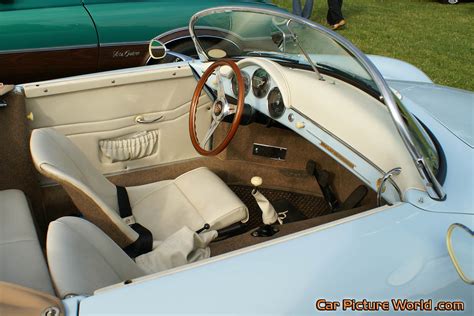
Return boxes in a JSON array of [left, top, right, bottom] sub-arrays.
[[229, 185, 331, 230], [210, 205, 370, 256]]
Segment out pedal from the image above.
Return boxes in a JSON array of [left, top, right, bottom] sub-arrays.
[[306, 160, 340, 211]]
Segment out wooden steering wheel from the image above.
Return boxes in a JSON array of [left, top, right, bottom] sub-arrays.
[[189, 60, 245, 156]]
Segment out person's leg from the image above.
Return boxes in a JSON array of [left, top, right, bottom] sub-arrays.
[[327, 0, 337, 25], [293, 0, 302, 16], [329, 0, 344, 24], [302, 0, 314, 19], [335, 0, 344, 22]]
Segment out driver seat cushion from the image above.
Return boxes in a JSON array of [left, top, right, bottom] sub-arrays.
[[30, 128, 249, 247], [127, 167, 249, 241]]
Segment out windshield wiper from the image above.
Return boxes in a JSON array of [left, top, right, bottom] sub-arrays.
[[286, 20, 325, 81], [317, 63, 379, 94]]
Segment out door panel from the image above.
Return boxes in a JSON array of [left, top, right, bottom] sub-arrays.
[[23, 63, 211, 180]]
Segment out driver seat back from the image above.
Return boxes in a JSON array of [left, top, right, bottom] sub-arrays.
[[30, 128, 138, 247], [31, 128, 249, 250]]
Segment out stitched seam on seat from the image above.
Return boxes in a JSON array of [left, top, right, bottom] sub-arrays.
[[54, 221, 127, 280], [130, 182, 174, 209], [206, 205, 249, 227], [173, 176, 248, 226], [174, 166, 207, 182], [0, 238, 37, 246], [172, 182, 206, 223]]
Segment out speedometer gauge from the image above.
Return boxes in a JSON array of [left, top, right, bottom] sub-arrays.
[[252, 68, 271, 98], [231, 71, 250, 97], [268, 87, 285, 118]]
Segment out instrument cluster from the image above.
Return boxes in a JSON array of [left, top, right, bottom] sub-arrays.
[[229, 66, 285, 119]]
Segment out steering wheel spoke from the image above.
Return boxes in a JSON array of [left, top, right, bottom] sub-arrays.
[[189, 60, 245, 156], [202, 119, 220, 147], [226, 103, 237, 116], [215, 66, 226, 100]]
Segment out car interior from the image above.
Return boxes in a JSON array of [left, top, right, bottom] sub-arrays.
[[0, 59, 380, 301]]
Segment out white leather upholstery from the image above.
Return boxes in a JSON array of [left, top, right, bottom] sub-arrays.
[[0, 190, 54, 295], [31, 128, 248, 247], [47, 217, 145, 297], [135, 227, 217, 274], [48, 217, 220, 296], [128, 167, 249, 241]]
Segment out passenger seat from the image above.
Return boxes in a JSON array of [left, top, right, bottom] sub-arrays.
[[0, 190, 54, 295], [47, 216, 146, 297]]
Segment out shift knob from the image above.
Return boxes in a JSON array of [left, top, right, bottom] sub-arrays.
[[251, 176, 263, 187]]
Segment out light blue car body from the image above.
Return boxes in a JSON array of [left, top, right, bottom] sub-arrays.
[[61, 17, 473, 316], [59, 56, 474, 316]]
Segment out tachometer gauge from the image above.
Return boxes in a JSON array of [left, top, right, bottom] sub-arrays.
[[252, 68, 271, 98], [231, 71, 250, 97], [268, 87, 285, 118]]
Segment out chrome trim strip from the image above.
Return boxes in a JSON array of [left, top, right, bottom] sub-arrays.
[[292, 108, 380, 171], [293, 107, 402, 198], [189, 6, 445, 200], [155, 26, 241, 48], [0, 44, 97, 54], [146, 51, 194, 65], [100, 41, 149, 47], [155, 26, 189, 40]]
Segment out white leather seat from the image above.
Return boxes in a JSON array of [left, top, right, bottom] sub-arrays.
[[47, 216, 145, 297], [0, 190, 54, 295], [31, 128, 248, 249]]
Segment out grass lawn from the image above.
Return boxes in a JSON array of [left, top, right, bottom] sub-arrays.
[[273, 0, 474, 91]]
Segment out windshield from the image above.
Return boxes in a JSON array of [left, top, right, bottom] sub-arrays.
[[191, 10, 378, 92], [190, 7, 445, 200]]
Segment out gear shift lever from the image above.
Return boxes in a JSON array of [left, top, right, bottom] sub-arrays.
[[251, 176, 278, 225], [251, 176, 263, 193], [251, 176, 281, 237]]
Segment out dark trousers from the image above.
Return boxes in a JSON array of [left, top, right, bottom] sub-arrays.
[[327, 0, 344, 25]]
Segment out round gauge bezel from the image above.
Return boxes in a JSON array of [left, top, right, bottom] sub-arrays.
[[252, 68, 271, 98], [231, 71, 250, 97], [267, 87, 285, 119]]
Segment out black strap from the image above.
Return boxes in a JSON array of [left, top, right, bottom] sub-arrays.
[[123, 223, 153, 258], [116, 186, 153, 258], [117, 186, 132, 218]]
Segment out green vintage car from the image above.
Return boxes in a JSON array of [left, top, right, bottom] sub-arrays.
[[0, 0, 274, 84]]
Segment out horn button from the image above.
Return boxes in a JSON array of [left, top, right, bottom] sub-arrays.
[[212, 98, 228, 120]]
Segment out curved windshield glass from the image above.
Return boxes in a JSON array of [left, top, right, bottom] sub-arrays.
[[192, 10, 378, 92], [190, 7, 444, 199]]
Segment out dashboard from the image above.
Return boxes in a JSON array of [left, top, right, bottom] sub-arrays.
[[211, 62, 288, 121], [195, 57, 423, 206]]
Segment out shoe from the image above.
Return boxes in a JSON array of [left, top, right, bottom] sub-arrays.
[[332, 19, 346, 30]]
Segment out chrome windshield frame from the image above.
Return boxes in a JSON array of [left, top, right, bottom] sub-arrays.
[[189, 6, 446, 201]]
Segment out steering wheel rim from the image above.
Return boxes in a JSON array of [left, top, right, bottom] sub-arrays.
[[189, 59, 245, 156]]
